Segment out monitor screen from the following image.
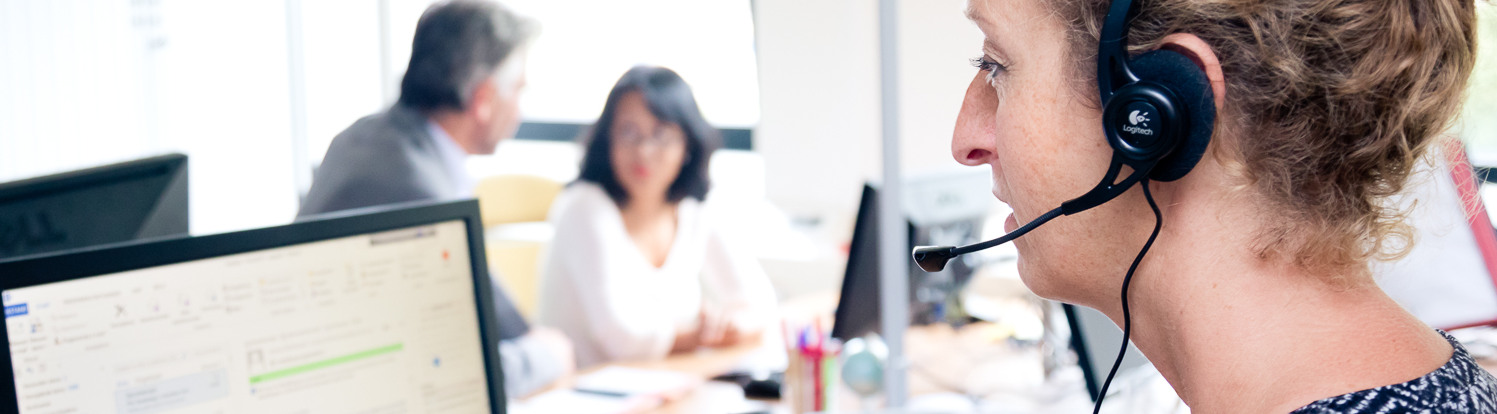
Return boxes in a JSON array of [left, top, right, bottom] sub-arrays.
[[1, 204, 499, 413]]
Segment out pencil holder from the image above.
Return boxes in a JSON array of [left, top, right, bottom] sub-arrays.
[[784, 338, 841, 413]]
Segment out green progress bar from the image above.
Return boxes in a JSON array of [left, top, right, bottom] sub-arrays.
[[249, 343, 404, 384]]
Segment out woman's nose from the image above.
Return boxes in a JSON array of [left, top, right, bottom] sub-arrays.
[[953, 73, 998, 167]]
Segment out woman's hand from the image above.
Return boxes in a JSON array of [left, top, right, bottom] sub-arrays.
[[700, 306, 768, 348], [697, 306, 736, 347], [672, 306, 766, 352], [669, 309, 724, 353], [670, 315, 702, 353]]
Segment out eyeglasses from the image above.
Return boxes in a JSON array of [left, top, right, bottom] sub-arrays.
[[615, 126, 685, 149]]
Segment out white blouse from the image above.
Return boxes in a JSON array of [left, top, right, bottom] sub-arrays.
[[537, 182, 777, 368]]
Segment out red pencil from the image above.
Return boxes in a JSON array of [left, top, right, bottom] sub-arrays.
[[811, 345, 822, 410], [812, 311, 826, 409]]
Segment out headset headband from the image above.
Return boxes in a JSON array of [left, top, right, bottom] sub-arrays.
[[1098, 0, 1140, 103]]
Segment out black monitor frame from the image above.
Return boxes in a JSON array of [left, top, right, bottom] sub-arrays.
[[0, 153, 188, 260], [832, 177, 994, 342], [1064, 302, 1149, 402], [832, 183, 915, 342], [1064, 303, 1104, 400], [0, 199, 507, 414]]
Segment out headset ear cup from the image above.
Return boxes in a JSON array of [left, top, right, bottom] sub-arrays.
[[1128, 50, 1215, 182]]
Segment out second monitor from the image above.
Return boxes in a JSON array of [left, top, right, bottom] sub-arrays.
[[832, 171, 997, 342], [0, 153, 189, 261]]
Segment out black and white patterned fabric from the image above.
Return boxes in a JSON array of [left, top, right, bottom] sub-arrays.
[[1292, 330, 1497, 413]]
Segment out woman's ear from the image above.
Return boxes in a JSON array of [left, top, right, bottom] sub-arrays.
[[1159, 34, 1226, 111]]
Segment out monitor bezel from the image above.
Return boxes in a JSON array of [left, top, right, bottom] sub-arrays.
[[0, 199, 506, 414], [0, 153, 185, 204], [0, 153, 190, 260]]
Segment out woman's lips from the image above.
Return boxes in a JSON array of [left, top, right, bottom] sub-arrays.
[[990, 178, 1008, 204], [994, 181, 1017, 232]]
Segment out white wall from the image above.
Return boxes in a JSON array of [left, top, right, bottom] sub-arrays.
[[752, 0, 880, 223], [160, 1, 301, 235], [895, 0, 989, 177], [299, 0, 387, 167], [753, 0, 988, 225], [0, 0, 301, 235], [0, 0, 155, 178]]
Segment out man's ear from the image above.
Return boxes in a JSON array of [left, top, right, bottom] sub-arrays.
[[468, 77, 497, 123], [1159, 33, 1226, 111]]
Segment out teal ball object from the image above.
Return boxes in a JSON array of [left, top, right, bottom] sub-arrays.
[[840, 335, 888, 397]]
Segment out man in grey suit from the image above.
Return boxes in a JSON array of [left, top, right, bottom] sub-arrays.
[[298, 0, 573, 398]]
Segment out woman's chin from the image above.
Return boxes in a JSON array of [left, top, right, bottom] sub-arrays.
[[1014, 258, 1065, 302], [1014, 257, 1041, 292]]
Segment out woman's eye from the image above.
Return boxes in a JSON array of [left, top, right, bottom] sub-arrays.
[[970, 56, 1007, 85]]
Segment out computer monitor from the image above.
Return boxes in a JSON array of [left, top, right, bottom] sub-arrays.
[[831, 183, 909, 341], [0, 153, 188, 260], [1064, 303, 1149, 402], [0, 200, 507, 413], [832, 171, 995, 342]]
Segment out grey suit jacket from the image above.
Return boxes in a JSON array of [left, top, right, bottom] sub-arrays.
[[299, 105, 461, 216], [297, 105, 562, 397]]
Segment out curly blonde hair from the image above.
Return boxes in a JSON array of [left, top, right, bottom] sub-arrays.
[[1050, 0, 1480, 271]]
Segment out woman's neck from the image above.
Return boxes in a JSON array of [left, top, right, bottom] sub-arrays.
[[620, 194, 674, 224], [1119, 183, 1451, 412], [619, 194, 679, 268]]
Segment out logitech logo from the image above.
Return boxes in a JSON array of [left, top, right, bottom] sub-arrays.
[[1122, 110, 1155, 136], [1128, 110, 1150, 127]]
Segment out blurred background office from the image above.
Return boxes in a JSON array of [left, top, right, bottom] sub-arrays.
[[2, 0, 1496, 410], [0, 0, 1036, 298], [7, 0, 1491, 263]]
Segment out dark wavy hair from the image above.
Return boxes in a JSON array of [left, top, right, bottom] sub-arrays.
[[577, 66, 721, 206]]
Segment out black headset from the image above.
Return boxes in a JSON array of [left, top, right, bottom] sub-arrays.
[[912, 0, 1215, 273], [912, 0, 1215, 411]]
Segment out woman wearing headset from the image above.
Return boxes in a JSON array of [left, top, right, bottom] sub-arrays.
[[951, 0, 1494, 411]]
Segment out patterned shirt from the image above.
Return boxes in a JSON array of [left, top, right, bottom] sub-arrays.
[[1292, 330, 1497, 413]]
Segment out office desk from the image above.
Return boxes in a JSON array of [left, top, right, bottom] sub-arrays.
[[526, 308, 1497, 413], [612, 342, 777, 414], [516, 292, 829, 413], [518, 338, 773, 413], [519, 323, 1064, 413], [516, 286, 1086, 413]]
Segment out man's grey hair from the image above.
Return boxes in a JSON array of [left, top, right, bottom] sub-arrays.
[[397, 0, 538, 112]]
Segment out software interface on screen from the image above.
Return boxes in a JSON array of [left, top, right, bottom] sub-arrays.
[[4, 220, 493, 414]]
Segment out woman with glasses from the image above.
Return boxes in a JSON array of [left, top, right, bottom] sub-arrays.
[[538, 66, 776, 368]]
